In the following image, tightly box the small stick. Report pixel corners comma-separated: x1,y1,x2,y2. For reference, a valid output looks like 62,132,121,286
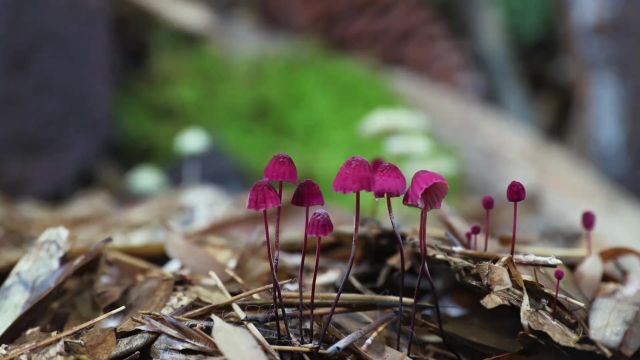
183,278,295,318
271,345,328,354
209,271,280,360
3,306,126,360
326,312,397,354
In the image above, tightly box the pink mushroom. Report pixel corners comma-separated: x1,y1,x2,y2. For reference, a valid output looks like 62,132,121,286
318,156,372,345
264,153,298,273
403,170,451,357
372,161,407,350
247,179,290,339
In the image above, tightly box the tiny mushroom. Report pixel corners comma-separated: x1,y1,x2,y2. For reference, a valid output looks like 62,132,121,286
553,268,565,314
582,210,596,255
307,209,334,341
291,179,324,343
506,181,526,256
481,195,495,252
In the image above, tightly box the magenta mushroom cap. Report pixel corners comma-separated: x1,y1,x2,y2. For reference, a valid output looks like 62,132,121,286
582,210,596,231
291,179,325,207
482,195,495,210
371,157,385,174
471,224,481,235
333,156,373,194
506,181,526,203
402,170,449,210
373,162,407,198
263,153,298,183
554,269,565,281
307,209,334,237
247,179,282,211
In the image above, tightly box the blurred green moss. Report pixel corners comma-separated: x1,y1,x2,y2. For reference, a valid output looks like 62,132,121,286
116,31,401,202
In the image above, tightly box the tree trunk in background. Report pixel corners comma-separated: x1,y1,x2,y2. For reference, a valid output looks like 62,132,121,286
565,0,634,193
0,0,112,199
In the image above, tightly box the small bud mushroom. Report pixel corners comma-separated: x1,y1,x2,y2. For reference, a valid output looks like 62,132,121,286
263,153,298,273
247,179,290,339
319,156,373,345
481,195,495,252
372,161,407,350
506,181,526,256
471,224,481,251
582,210,596,255
403,170,450,357
291,179,324,343
306,209,333,342
553,268,565,314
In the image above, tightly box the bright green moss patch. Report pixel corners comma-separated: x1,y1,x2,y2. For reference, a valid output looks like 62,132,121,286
116,31,400,201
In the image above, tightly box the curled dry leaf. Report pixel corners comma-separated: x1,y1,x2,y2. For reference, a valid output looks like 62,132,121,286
210,315,267,360
0,227,70,337
574,254,604,300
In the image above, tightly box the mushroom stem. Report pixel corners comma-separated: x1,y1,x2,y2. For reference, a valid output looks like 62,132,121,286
408,209,458,359
587,230,592,256
511,202,518,256
310,235,322,342
553,278,561,314
274,181,283,272
473,234,478,251
386,194,405,351
263,210,290,339
298,206,310,343
484,209,491,252
319,191,360,345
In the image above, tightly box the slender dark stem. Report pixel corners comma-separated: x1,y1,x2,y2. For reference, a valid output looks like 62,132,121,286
473,234,478,251
274,181,283,272
553,279,560,314
466,234,471,249
511,202,518,256
386,194,404,351
407,208,426,356
298,206,310,343
409,209,460,360
587,230,592,256
263,210,290,339
484,210,491,252
318,191,361,346
310,236,322,341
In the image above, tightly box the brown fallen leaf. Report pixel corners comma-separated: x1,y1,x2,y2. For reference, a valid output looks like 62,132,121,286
81,327,117,360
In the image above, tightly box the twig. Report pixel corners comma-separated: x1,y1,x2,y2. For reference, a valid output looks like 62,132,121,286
326,312,397,354
271,345,328,354
209,271,280,360
183,278,294,318
2,306,126,360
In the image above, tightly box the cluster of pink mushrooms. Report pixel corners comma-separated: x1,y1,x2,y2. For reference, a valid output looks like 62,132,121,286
246,152,597,355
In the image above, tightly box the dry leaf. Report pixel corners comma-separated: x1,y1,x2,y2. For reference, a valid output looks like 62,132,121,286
0,227,69,337
481,293,510,309
210,315,267,360
477,263,512,291
589,286,640,349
